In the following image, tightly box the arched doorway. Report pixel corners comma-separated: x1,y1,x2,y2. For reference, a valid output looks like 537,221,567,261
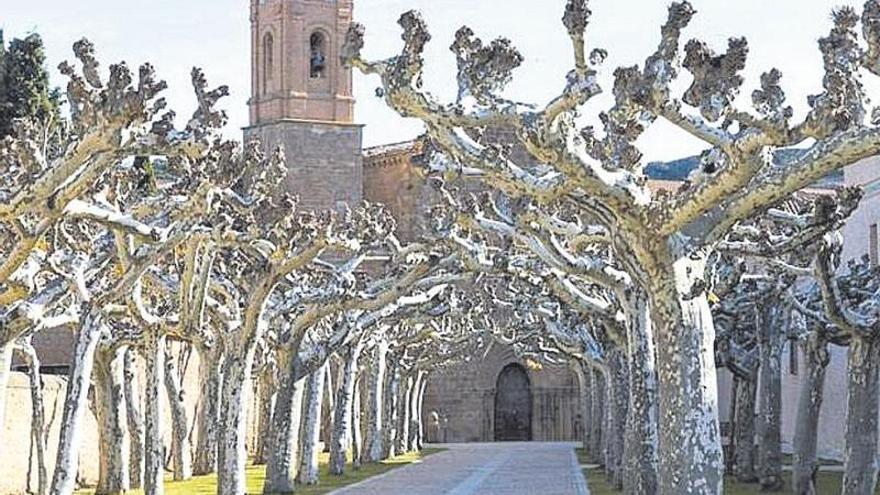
494,363,532,441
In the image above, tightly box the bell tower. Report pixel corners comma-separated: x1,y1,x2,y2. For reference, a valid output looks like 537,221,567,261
245,0,363,211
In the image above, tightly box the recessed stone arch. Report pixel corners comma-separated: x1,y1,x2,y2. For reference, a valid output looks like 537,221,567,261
261,30,275,95
494,363,533,441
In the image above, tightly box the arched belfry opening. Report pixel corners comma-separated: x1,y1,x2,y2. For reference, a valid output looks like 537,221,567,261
309,32,327,79
494,363,532,441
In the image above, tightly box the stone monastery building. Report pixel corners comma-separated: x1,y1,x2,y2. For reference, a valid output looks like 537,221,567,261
241,0,880,453
244,0,582,444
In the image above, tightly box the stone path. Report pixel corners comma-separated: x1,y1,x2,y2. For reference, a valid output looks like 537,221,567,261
330,442,589,495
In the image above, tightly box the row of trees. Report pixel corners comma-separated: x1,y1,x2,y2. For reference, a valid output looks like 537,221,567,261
0,35,495,495
3,0,880,494
342,0,880,493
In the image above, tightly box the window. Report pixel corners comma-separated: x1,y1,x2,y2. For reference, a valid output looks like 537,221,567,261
788,339,798,376
310,32,327,79
262,33,274,94
871,223,878,267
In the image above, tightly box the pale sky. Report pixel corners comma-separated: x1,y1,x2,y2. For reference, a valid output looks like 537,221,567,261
2,0,875,162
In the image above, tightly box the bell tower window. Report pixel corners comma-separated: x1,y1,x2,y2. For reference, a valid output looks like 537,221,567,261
263,33,274,94
310,32,327,79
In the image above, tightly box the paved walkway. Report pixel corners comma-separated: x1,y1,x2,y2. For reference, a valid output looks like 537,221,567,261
330,442,589,495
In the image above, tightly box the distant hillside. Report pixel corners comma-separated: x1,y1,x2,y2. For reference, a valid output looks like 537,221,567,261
645,149,844,187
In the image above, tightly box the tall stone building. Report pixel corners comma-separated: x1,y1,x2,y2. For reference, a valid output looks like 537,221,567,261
244,0,362,212
243,0,582,443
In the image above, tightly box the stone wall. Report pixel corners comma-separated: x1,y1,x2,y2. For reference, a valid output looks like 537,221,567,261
422,343,581,443
1,372,100,495
0,344,260,494
244,120,363,212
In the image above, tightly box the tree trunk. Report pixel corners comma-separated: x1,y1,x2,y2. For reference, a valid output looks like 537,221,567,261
398,374,412,455
351,375,363,470
842,337,880,495
792,332,829,495
297,361,327,485
254,360,277,466
93,347,130,495
605,352,628,490
649,255,724,495
143,327,166,495
415,371,428,450
50,309,104,495
623,293,659,495
262,350,306,494
366,341,388,462
407,372,422,452
571,361,591,452
19,340,49,495
0,339,13,461
123,348,145,489
725,376,738,476
321,361,335,454
216,342,257,495
756,306,785,492
163,345,192,481
329,342,363,475
589,367,604,464
733,376,757,483
384,362,401,458
192,345,222,476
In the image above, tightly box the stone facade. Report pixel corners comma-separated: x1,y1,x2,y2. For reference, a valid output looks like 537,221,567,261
244,120,363,211
422,343,581,443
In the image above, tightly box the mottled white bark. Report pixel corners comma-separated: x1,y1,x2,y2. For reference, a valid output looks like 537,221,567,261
733,377,757,483
605,351,628,490
623,293,659,495
297,362,327,485
123,349,145,489
351,375,363,469
262,350,306,494
571,362,591,452
143,328,166,495
589,367,604,464
756,307,785,491
254,363,277,466
415,371,428,450
398,374,412,455
216,343,256,495
18,340,49,495
93,347,130,495
50,310,104,495
321,362,335,454
366,341,388,462
792,333,829,495
650,256,724,495
407,372,422,452
384,363,401,457
842,337,880,495
163,346,192,481
329,342,363,475
192,346,222,476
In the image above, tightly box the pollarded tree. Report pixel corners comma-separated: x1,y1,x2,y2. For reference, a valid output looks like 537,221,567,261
807,235,880,494
716,187,862,490
434,183,659,493
343,1,880,491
